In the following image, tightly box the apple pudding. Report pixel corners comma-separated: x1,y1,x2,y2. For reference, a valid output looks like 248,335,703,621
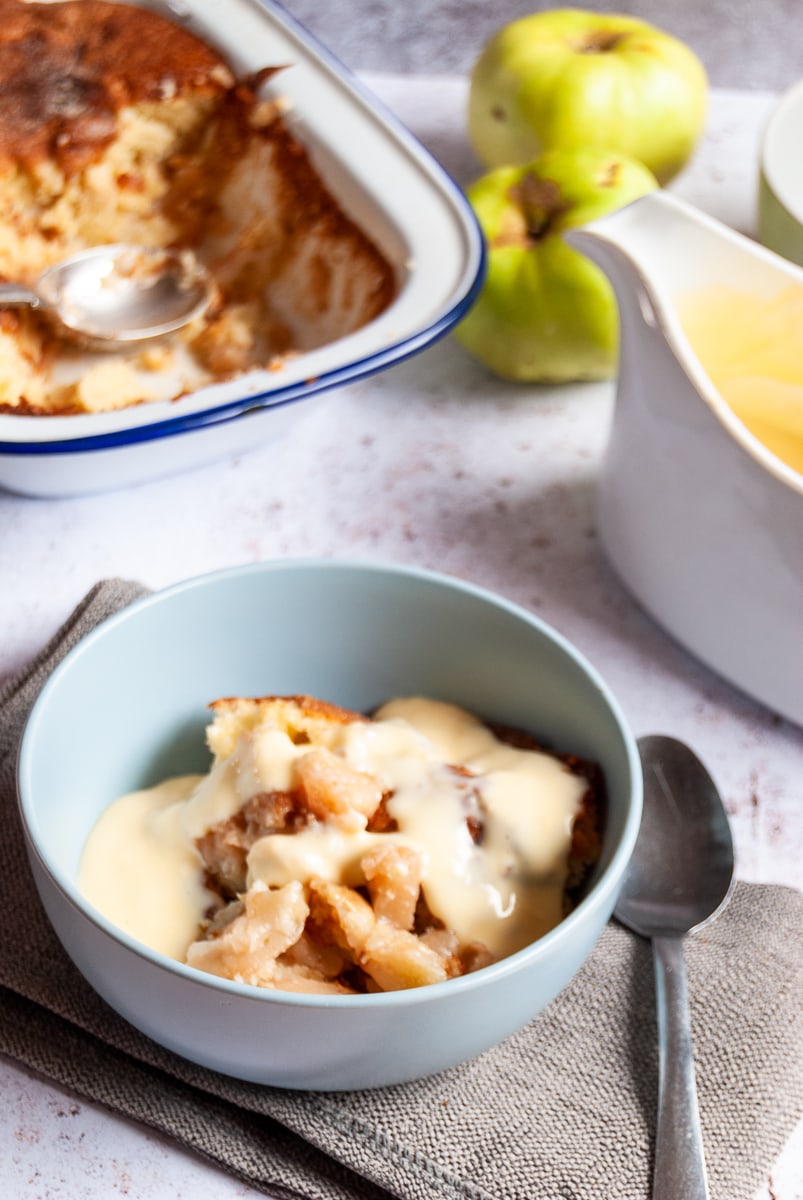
80,694,604,995
0,0,395,414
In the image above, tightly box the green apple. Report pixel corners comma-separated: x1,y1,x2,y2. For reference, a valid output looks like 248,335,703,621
468,9,707,185
453,146,657,382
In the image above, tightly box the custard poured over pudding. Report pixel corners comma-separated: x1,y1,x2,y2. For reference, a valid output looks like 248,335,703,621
80,695,604,995
0,0,395,413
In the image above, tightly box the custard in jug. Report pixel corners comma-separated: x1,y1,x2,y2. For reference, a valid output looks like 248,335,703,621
677,282,803,475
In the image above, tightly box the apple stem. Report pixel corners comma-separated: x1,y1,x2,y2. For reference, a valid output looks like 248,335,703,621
517,174,569,240
571,31,626,53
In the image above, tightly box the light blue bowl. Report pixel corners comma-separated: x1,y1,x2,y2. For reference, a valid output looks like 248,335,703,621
18,559,641,1090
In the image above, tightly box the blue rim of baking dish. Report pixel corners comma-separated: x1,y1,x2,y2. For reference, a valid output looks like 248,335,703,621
0,0,486,457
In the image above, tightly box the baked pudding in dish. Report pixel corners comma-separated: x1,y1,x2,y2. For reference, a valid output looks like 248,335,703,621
0,0,396,414
80,694,604,995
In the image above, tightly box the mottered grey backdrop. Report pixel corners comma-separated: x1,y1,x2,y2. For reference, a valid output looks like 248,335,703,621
283,0,800,91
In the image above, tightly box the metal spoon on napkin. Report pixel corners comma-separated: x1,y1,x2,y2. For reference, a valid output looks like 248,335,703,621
615,734,734,1200
0,244,214,347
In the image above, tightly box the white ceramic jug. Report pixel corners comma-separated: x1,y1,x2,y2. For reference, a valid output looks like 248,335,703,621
567,190,803,726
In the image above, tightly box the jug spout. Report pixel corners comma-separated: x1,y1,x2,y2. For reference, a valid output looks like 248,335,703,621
566,188,803,356
565,191,704,429
565,191,691,355
564,188,803,425
565,212,651,317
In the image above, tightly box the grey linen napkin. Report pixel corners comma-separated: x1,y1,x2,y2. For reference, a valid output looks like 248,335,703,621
1,581,801,1200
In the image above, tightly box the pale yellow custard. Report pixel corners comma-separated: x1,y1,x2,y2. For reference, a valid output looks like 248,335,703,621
677,283,803,475
80,695,601,994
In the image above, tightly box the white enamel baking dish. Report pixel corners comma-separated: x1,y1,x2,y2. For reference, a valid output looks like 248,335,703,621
0,0,484,496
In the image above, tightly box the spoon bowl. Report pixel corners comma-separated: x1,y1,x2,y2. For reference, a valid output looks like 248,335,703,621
615,734,735,1200
616,734,734,938
0,244,215,347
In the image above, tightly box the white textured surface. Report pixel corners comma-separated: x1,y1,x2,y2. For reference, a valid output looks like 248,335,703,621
1,77,801,1199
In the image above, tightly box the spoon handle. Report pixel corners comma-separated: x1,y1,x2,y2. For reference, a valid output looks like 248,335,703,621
0,283,41,309
652,935,709,1200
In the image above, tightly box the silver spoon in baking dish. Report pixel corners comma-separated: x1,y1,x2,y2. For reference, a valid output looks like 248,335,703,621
614,734,734,1200
0,243,214,347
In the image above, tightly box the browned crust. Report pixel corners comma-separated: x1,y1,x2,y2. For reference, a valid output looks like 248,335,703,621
0,3,397,417
0,0,231,173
